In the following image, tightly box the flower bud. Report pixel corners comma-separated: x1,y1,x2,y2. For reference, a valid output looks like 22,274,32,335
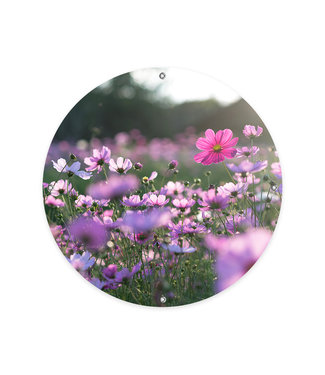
168,160,178,169
134,162,143,170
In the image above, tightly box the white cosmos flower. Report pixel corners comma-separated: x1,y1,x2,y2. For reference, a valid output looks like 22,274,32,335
51,158,92,180
109,157,132,174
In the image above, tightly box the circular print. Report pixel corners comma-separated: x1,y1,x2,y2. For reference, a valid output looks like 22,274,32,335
43,67,282,307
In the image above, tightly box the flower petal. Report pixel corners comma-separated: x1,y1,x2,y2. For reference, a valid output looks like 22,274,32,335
69,162,81,172
222,148,237,158
223,137,239,148
204,129,216,144
207,152,225,164
194,151,211,163
117,157,124,168
109,159,117,169
196,137,213,150
202,152,224,165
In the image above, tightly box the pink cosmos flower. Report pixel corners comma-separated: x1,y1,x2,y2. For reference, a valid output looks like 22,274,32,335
49,179,72,196
234,172,260,184
243,125,263,138
194,129,238,165
75,194,94,208
165,181,185,196
45,195,65,207
217,182,249,199
168,219,206,238
144,194,170,207
84,146,111,173
199,189,229,210
172,198,195,209
236,146,259,158
109,157,132,174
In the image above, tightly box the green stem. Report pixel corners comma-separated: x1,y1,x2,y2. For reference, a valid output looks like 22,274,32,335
222,161,236,183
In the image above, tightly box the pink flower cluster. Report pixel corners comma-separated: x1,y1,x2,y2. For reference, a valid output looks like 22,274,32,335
43,123,281,306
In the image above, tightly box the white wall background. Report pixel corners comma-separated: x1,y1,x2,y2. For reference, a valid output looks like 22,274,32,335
1,1,324,374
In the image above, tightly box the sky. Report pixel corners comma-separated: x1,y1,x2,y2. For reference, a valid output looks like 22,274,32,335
131,67,240,105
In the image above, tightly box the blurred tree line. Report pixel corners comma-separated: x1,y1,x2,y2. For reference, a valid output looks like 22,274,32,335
55,72,273,145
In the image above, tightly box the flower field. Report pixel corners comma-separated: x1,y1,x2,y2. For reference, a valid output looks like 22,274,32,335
43,124,282,306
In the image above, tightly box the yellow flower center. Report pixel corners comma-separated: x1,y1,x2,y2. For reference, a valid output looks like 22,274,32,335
213,144,222,152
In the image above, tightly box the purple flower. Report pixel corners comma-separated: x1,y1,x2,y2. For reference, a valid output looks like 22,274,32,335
75,195,94,208
205,228,271,292
199,189,229,210
89,278,107,290
225,210,259,233
121,195,147,207
227,160,268,174
84,146,111,172
103,262,141,284
102,264,118,279
168,219,206,238
236,146,259,158
69,217,108,251
122,208,170,234
69,251,95,271
52,158,92,180
243,125,263,138
87,175,139,200
109,157,132,174
134,162,143,170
